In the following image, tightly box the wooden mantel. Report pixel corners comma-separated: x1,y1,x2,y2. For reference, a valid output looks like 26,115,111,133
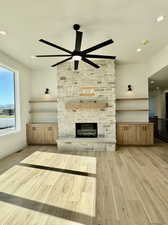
66,102,108,111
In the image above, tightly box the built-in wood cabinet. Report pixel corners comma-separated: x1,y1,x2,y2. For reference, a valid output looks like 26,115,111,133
117,123,154,145
27,123,58,145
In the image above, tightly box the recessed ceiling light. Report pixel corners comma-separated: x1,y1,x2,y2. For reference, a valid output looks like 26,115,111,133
31,56,37,59
137,48,142,52
150,80,155,84
0,30,7,36
156,16,164,23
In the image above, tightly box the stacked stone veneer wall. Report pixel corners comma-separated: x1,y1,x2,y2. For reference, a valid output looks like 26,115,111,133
57,60,116,151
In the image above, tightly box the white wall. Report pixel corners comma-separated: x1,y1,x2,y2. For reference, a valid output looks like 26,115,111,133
30,69,57,98
116,63,149,122
0,51,31,159
30,69,57,123
148,44,168,77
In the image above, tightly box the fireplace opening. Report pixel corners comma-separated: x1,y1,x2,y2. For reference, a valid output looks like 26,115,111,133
76,123,98,138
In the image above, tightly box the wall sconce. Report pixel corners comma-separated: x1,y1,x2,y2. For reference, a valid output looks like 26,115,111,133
45,88,50,95
128,84,133,92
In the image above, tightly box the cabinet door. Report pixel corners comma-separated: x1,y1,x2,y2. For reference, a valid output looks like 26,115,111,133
125,125,137,145
136,125,154,145
147,124,154,144
27,125,32,144
117,125,123,144
27,125,44,144
117,125,137,145
27,125,36,144
32,125,44,144
44,126,57,144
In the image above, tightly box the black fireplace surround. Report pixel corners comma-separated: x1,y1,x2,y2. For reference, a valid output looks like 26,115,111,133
76,123,98,138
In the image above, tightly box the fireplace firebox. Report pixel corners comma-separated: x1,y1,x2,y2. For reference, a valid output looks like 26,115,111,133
76,123,98,138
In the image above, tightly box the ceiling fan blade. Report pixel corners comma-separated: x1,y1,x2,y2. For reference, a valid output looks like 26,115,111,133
51,57,72,67
86,54,116,59
36,54,71,58
74,61,79,70
82,39,113,54
82,58,100,69
39,39,72,54
75,31,83,51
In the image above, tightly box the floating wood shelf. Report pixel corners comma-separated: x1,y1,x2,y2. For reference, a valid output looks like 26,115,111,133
29,111,57,114
116,109,149,112
66,102,108,110
116,98,148,101
29,99,57,103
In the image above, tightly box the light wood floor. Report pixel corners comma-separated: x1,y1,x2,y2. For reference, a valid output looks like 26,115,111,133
0,143,168,225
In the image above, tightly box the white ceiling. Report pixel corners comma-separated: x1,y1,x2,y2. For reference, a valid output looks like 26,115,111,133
149,65,168,90
0,0,168,69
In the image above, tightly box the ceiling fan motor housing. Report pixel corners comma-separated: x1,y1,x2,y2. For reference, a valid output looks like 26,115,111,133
72,50,82,56
73,24,80,31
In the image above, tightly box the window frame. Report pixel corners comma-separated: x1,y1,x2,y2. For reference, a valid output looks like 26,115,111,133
0,64,20,136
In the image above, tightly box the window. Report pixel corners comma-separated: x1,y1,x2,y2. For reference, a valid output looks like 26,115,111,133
0,66,16,133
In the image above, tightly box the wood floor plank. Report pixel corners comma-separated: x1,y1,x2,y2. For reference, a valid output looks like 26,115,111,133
0,153,96,225
0,142,168,225
124,150,167,224
22,151,96,174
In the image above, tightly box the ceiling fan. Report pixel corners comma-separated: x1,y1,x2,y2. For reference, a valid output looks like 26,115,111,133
36,24,116,70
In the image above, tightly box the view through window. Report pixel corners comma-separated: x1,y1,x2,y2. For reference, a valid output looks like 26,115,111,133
0,67,16,130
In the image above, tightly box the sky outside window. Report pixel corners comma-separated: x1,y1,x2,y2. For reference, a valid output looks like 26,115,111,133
0,67,15,130
0,67,15,106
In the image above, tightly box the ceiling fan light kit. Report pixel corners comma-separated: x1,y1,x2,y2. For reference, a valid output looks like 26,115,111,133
37,24,116,70
72,55,82,61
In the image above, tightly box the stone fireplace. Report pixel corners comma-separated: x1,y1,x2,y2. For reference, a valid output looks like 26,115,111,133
56,60,116,151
